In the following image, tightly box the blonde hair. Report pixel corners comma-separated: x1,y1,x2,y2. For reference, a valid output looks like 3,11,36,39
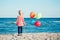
18,10,22,15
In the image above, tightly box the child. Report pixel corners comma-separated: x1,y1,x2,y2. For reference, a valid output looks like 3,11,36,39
16,10,25,36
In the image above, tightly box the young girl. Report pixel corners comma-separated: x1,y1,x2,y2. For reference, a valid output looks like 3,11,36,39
16,10,25,36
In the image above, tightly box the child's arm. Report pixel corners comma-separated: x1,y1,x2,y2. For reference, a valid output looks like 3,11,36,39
23,17,26,26
24,21,26,26
16,16,18,25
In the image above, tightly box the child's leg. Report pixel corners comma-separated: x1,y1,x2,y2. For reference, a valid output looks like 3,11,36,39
18,27,20,35
20,27,22,36
21,27,22,33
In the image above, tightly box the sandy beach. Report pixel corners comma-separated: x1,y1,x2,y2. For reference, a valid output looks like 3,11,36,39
0,33,60,40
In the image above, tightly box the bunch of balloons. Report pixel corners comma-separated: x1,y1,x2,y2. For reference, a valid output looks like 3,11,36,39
30,11,42,27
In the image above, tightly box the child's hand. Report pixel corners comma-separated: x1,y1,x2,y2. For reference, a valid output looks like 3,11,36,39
24,22,26,26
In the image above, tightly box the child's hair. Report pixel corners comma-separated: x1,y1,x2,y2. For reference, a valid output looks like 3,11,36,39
19,10,21,15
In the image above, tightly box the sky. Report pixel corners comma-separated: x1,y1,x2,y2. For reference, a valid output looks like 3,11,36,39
0,0,60,18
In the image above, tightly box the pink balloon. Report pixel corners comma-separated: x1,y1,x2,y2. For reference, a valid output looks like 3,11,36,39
34,21,41,27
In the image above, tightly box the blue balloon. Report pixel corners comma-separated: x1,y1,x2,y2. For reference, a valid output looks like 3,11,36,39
30,20,36,25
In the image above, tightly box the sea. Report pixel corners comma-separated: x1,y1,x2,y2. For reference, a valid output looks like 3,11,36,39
0,18,60,34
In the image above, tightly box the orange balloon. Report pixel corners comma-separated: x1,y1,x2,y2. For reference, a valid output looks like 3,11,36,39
30,12,35,18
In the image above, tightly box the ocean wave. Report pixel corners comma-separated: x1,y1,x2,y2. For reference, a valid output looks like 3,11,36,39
6,22,16,24
53,21,60,22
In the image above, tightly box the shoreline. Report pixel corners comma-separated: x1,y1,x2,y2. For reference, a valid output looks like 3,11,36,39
0,33,60,40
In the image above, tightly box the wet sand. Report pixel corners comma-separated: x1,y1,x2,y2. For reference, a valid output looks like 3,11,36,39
0,33,60,40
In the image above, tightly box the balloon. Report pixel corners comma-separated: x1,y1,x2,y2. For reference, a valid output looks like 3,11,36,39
35,13,42,19
30,20,36,25
30,12,35,18
34,21,41,26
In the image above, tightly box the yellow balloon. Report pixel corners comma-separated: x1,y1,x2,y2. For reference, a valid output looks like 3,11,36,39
35,13,42,19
